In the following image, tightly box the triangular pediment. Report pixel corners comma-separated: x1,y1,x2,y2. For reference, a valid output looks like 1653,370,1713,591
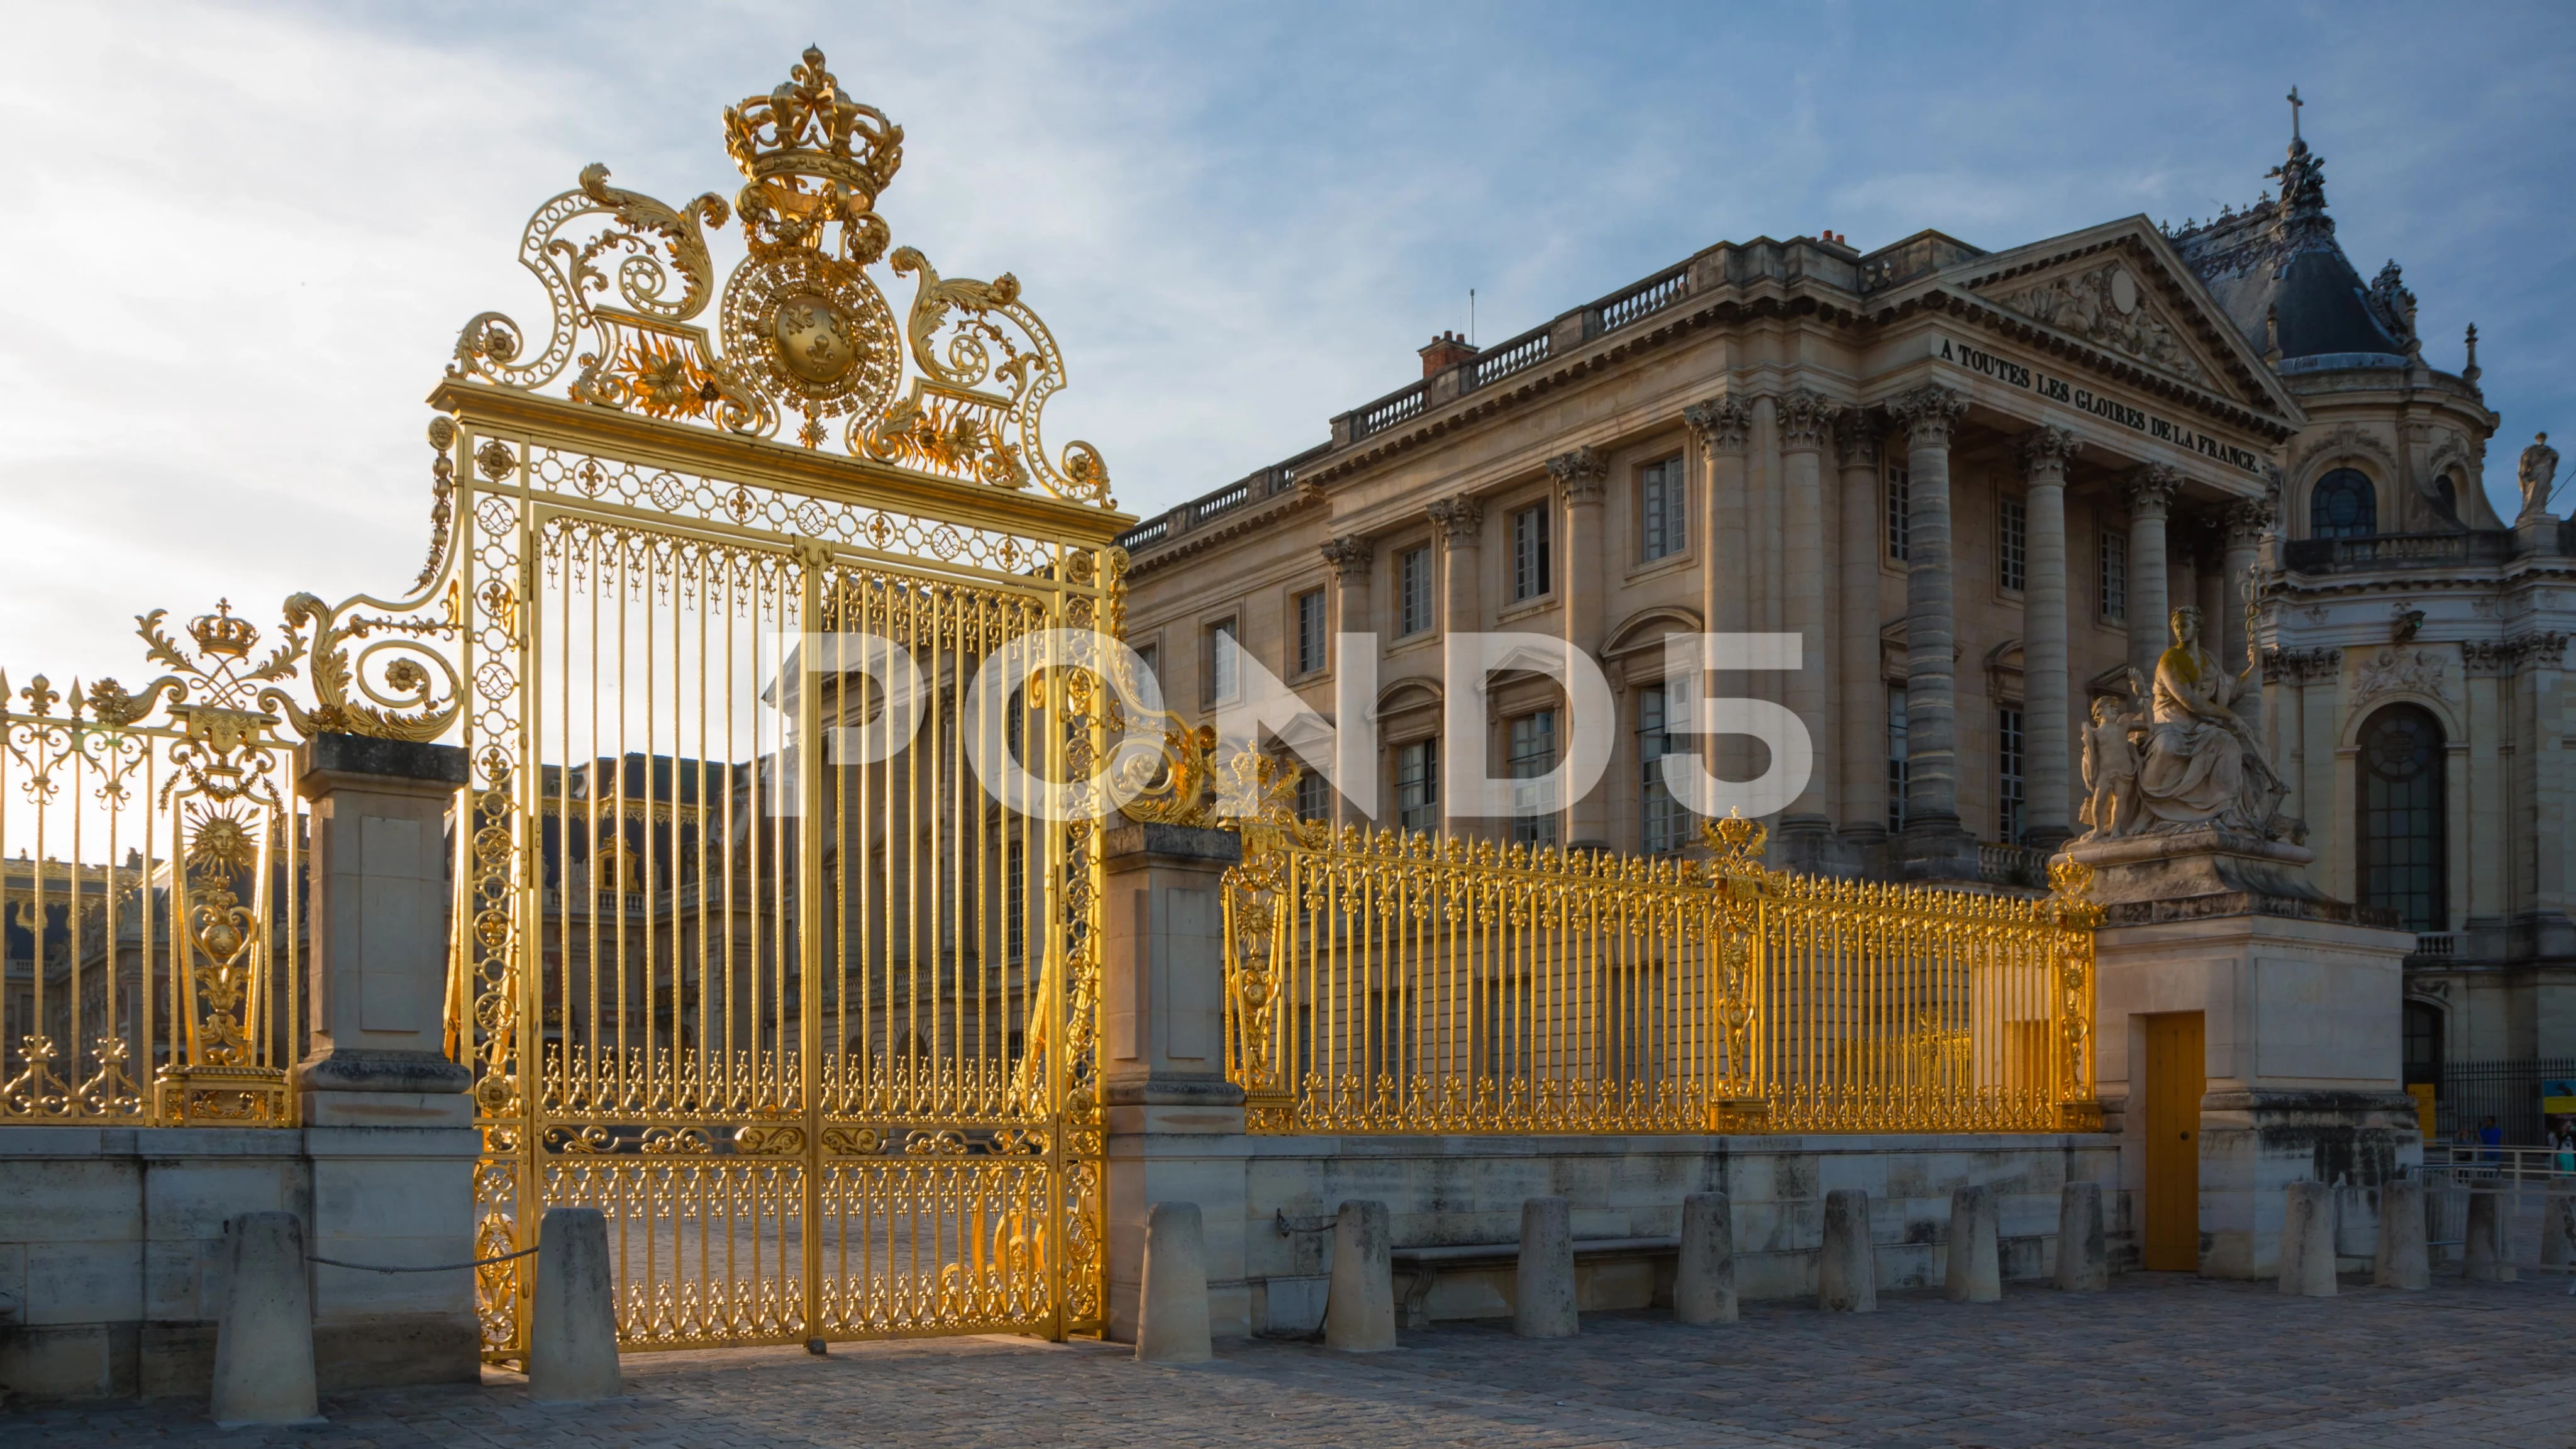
1946,219,2299,422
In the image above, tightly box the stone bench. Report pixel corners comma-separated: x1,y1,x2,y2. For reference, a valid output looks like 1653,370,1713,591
1390,1236,1680,1328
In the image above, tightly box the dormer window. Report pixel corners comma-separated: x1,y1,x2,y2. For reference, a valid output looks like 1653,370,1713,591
2310,469,2377,539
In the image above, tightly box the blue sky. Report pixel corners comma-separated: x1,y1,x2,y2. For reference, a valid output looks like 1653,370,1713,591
3,0,2571,684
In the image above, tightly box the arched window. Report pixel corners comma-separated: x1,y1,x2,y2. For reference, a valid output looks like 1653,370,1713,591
2309,467,2378,538
2359,704,2446,933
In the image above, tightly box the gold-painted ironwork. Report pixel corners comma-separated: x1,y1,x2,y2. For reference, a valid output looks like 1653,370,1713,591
1222,810,2099,1136
439,48,1126,1361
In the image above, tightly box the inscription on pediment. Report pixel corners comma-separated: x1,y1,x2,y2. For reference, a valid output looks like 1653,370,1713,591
1990,262,2210,386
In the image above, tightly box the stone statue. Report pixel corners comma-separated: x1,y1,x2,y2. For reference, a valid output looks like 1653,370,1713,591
2518,432,2560,523
2077,695,2143,840
2131,607,2287,835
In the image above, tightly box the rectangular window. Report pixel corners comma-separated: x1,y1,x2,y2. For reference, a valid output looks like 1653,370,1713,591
1399,546,1433,637
1640,457,1686,562
1886,685,1909,833
1396,738,1438,833
1004,840,1026,963
1999,496,2027,592
1295,589,1327,675
1999,707,2026,844
1204,618,1240,705
1887,466,1912,562
1509,710,1559,847
1640,684,1690,853
2100,530,2128,623
1295,765,1330,822
1513,504,1551,601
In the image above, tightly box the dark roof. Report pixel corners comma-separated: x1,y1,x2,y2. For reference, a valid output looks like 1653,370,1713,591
2170,132,2414,365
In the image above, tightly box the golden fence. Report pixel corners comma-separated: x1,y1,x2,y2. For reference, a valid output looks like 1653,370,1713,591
1221,813,2101,1136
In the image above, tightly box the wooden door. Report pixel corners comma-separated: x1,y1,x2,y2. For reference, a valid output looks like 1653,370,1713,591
2141,1012,2205,1272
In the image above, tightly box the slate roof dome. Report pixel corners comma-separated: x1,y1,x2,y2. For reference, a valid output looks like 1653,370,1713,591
2170,103,2418,370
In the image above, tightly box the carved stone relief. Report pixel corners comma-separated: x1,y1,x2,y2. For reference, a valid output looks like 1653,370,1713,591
1990,262,2209,384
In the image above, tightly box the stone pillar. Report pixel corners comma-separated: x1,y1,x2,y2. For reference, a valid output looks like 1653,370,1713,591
2019,426,2080,849
2223,501,2270,743
1319,536,1374,831
1550,447,1610,849
1428,494,1486,838
1834,411,1887,841
2521,633,2572,932
1104,822,1252,1345
1775,389,1838,838
291,733,480,1389
1885,384,1972,877
2123,465,2181,687
1687,397,1755,794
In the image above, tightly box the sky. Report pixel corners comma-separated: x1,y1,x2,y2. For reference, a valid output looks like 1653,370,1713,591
3,0,2572,691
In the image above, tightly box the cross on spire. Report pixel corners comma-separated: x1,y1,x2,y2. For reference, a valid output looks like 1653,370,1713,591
2287,85,2303,142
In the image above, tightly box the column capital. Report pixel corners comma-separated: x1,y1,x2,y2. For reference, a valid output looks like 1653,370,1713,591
2223,498,2274,547
1832,408,1882,467
2017,425,2082,480
1884,384,1967,447
2122,463,2184,519
1684,396,1754,456
1548,446,1609,504
1425,494,1485,548
1318,535,1374,579
1772,388,1841,453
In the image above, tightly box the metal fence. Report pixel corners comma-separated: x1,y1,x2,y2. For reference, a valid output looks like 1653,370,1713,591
1221,811,2100,1136
2433,1057,2576,1146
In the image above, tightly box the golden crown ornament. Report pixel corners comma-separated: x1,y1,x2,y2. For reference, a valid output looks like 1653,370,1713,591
447,45,1111,504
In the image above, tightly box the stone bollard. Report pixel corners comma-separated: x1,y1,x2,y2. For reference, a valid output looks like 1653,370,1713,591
2542,1192,2574,1269
210,1212,322,1428
1818,1189,1877,1313
2374,1179,2431,1290
1943,1185,2002,1304
1514,1197,1579,1338
528,1207,622,1401
1136,1202,1213,1363
2279,1182,2338,1297
2055,1182,2108,1292
1324,1199,1396,1352
2463,1192,2517,1283
1673,1192,1737,1324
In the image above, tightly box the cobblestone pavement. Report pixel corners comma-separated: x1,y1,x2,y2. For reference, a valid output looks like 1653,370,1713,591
12,1272,2573,1447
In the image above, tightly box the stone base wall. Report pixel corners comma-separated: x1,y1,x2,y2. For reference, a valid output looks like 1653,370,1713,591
0,1124,479,1401
1236,1133,2128,1336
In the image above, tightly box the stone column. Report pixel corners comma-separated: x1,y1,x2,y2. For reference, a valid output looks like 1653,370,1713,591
2018,426,2080,849
1319,536,1374,830
1104,821,1252,1345
1550,447,1610,849
1884,384,1971,875
2123,465,2181,687
1687,397,1755,792
2223,501,2270,742
1428,494,1486,837
291,732,480,1387
1834,410,1887,840
1775,389,1839,838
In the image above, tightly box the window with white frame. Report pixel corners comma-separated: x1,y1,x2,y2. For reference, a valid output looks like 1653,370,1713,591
1509,710,1559,847
1399,546,1433,636
1295,765,1330,822
1204,618,1240,705
1295,588,1327,675
1512,504,1551,601
2099,530,2128,623
1640,457,1686,562
1999,707,2025,843
1887,466,1912,562
1639,684,1690,853
1396,738,1438,833
1999,495,2027,592
1886,685,1909,833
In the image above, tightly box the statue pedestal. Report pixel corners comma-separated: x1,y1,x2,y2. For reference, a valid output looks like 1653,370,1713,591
2060,829,2419,1279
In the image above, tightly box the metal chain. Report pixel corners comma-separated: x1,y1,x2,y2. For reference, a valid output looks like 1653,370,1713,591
307,1245,539,1274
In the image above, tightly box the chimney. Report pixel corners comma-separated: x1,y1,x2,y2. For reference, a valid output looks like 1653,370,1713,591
1418,330,1478,378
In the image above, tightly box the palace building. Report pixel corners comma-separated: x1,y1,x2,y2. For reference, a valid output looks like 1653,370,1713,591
1117,111,2574,1126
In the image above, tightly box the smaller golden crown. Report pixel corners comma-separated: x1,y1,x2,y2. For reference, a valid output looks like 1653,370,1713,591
190,600,258,658
723,47,903,204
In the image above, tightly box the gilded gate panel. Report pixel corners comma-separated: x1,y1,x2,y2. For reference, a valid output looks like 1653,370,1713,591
424,48,1128,1357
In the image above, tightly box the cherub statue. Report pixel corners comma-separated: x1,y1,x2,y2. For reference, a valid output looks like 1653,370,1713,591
2079,693,2143,840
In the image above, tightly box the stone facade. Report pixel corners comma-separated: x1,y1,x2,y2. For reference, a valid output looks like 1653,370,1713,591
1118,119,2572,1086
